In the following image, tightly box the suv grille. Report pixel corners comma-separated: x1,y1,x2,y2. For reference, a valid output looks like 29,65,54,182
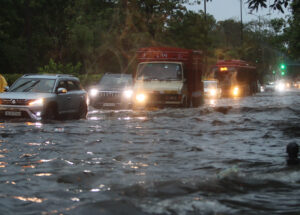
99,92,120,97
1,99,28,105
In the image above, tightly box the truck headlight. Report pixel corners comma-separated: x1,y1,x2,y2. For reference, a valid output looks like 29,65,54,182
232,87,239,96
136,93,146,103
28,98,44,106
209,88,217,97
89,89,98,97
123,90,133,99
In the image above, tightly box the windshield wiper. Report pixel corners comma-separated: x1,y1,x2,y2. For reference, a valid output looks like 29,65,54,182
23,81,40,92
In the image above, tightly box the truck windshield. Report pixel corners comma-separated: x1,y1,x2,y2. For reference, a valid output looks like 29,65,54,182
137,63,182,81
9,78,55,93
204,81,217,88
214,68,238,86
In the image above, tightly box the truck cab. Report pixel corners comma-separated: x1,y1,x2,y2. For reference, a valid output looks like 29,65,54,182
133,61,188,108
132,47,203,108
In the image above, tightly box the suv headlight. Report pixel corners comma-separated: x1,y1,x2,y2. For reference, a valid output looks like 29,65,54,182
89,89,98,97
28,98,44,106
123,90,133,99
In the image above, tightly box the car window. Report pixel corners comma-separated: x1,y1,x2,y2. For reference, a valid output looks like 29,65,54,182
67,80,80,91
57,81,68,90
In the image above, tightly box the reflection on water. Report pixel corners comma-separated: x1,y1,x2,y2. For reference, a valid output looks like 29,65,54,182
0,90,299,214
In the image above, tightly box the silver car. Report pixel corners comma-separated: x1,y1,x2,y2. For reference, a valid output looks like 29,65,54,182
89,73,133,109
0,74,88,121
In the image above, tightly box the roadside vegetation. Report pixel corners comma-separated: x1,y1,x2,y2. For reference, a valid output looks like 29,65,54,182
0,0,298,86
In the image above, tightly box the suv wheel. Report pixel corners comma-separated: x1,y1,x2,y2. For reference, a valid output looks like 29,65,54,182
76,101,87,119
43,103,58,120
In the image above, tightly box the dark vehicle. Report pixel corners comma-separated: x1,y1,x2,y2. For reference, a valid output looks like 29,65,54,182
89,73,133,109
133,47,203,108
0,74,88,120
211,60,258,97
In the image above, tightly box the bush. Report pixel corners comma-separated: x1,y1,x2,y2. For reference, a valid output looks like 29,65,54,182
2,74,22,86
38,58,82,75
77,74,102,88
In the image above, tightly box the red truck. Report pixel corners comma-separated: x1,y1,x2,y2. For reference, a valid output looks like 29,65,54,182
211,60,258,97
132,47,204,108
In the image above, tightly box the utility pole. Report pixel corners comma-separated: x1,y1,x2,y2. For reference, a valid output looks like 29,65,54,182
204,0,207,77
240,0,243,46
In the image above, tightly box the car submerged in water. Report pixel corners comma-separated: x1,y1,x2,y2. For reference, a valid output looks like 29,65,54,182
88,73,133,109
0,74,88,121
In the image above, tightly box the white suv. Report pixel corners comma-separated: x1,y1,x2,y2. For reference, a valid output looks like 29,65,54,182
0,74,88,121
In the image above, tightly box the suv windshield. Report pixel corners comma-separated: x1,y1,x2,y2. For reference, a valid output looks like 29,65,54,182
137,63,182,81
99,75,132,89
9,78,56,93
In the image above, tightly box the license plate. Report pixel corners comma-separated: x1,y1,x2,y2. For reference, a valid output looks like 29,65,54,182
5,111,21,116
103,103,116,107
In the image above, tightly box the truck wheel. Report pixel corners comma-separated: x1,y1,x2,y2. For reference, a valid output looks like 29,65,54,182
191,97,203,107
43,103,58,120
181,97,188,108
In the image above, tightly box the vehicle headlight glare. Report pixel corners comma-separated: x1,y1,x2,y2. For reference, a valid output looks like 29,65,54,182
276,83,285,91
29,98,44,106
123,90,133,99
136,93,146,102
233,87,239,96
89,89,98,97
209,88,217,97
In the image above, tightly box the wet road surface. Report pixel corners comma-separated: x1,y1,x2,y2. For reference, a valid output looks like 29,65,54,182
0,89,299,215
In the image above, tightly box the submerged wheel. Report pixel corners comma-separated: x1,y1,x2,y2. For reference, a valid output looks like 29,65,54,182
76,101,87,119
181,97,188,108
43,103,58,120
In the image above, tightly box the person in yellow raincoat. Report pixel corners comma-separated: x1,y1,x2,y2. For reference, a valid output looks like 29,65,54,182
0,74,8,92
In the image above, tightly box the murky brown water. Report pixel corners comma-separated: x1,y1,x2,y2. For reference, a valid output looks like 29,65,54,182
0,89,299,215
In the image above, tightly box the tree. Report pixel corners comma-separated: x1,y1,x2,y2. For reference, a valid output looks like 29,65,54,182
286,0,300,59
246,0,290,13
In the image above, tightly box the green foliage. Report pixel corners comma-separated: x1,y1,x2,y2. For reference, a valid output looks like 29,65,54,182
2,74,23,86
38,59,82,75
0,0,297,84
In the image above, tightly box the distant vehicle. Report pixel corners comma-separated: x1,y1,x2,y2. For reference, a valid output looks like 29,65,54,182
257,81,265,92
133,47,204,108
203,80,221,98
0,74,88,121
294,81,300,89
264,80,288,92
89,73,133,109
211,60,258,97
264,82,275,92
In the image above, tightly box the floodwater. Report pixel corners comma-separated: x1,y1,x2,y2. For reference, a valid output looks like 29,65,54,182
0,89,299,215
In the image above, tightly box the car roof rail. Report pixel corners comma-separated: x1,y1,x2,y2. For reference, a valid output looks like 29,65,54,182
22,73,75,77
22,73,38,77
56,74,75,77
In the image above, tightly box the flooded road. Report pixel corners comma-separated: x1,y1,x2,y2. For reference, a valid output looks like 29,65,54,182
0,90,299,215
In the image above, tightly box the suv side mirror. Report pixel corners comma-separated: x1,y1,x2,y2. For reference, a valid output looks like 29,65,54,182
4,86,9,92
57,87,67,94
